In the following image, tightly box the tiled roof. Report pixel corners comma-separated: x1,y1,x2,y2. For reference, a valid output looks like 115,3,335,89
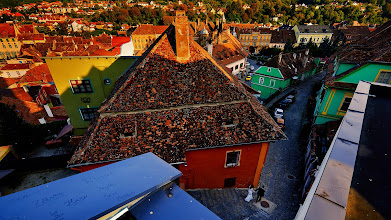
19,64,53,83
17,33,44,41
212,43,245,66
1,64,30,70
69,24,286,167
270,30,295,43
264,50,317,79
0,96,58,125
132,24,168,35
153,25,169,34
337,21,391,63
0,23,16,38
236,27,271,35
111,36,131,47
296,25,332,33
0,87,34,101
0,77,20,89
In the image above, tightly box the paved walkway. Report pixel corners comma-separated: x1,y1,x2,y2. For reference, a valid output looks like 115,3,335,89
187,189,273,220
259,70,326,220
187,70,326,220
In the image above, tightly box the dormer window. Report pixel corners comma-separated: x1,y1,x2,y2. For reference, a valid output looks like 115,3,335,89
120,125,137,138
222,117,238,128
268,68,271,72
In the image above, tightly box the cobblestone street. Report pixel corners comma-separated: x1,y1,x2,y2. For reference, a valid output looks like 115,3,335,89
187,70,326,220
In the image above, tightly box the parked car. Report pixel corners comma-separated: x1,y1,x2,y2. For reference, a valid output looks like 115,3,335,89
276,118,285,130
246,75,252,81
274,108,284,119
278,99,290,109
285,95,296,103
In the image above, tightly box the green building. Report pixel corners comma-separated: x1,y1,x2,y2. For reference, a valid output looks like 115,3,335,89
313,21,391,125
251,50,317,100
45,56,137,135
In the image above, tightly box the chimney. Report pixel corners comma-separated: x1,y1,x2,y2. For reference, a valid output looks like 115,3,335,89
207,40,213,55
44,104,54,118
174,10,190,62
278,52,283,63
303,55,308,68
293,53,297,59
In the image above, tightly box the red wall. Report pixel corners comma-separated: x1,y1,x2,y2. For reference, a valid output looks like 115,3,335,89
71,161,114,172
179,142,269,189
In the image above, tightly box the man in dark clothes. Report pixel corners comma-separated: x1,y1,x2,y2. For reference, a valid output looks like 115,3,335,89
256,186,265,202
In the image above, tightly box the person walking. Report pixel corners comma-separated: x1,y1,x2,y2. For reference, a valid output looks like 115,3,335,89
256,186,265,202
244,185,254,202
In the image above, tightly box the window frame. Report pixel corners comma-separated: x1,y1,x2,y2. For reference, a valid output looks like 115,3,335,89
270,79,276,87
79,107,98,121
259,77,264,84
69,79,94,94
224,150,241,168
375,70,391,84
338,96,353,112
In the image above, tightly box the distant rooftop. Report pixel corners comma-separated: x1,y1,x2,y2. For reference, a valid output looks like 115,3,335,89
297,25,332,34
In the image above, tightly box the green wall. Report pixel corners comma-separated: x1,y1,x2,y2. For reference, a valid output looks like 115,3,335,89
337,63,391,84
251,67,290,100
45,56,136,133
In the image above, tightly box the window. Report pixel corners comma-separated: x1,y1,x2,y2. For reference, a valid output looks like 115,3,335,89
240,63,243,68
224,177,236,188
12,38,15,42
103,78,111,85
259,77,264,84
339,96,352,112
80,108,98,121
70,79,93,93
270,79,276,87
375,71,391,84
0,39,2,42
6,39,9,42
235,65,238,70
230,67,233,71
267,67,271,72
8,43,12,48
2,44,5,48
225,151,241,167
120,125,137,138
14,43,18,48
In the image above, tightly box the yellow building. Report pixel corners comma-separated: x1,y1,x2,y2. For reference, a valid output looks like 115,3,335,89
235,28,271,53
131,24,168,55
292,25,333,47
0,24,21,59
44,56,136,135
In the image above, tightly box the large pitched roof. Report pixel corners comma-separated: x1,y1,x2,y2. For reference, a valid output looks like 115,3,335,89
296,25,332,33
263,50,317,80
337,21,391,63
19,64,53,83
68,24,285,167
324,21,391,89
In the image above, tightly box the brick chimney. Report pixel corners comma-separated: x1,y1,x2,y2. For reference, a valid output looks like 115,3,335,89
278,52,283,63
174,11,190,62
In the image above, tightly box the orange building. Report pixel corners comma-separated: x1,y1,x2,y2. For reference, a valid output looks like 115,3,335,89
131,24,168,55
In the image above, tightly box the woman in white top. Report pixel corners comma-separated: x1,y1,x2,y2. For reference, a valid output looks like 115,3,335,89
244,184,254,202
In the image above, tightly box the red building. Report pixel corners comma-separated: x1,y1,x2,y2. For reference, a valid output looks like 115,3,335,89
68,11,286,189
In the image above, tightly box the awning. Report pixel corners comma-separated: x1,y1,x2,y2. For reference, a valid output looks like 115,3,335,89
56,124,73,140
0,169,15,180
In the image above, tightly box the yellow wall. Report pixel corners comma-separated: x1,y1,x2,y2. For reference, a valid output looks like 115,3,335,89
239,32,271,52
0,38,21,59
132,34,158,55
45,56,136,133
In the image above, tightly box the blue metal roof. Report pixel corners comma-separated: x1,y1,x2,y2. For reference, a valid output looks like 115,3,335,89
131,184,221,220
0,153,181,220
